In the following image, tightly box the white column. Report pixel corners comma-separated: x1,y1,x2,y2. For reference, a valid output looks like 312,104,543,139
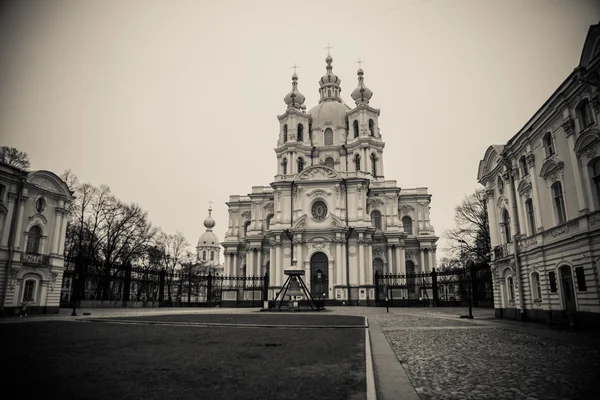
275,244,281,286
366,239,373,285
269,246,275,286
328,260,334,298
247,250,254,278
358,236,365,285
486,189,499,246
257,249,262,277
336,240,343,285
233,253,238,276
51,207,63,255
526,158,544,231
428,249,434,272
1,197,16,247
503,172,519,237
387,245,394,274
296,239,303,269
419,248,425,273
14,198,26,250
580,156,596,212
397,246,406,275
567,128,589,213
341,242,347,289
432,248,437,271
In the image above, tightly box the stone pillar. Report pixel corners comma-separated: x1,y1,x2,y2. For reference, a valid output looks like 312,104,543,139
247,250,254,278
428,249,434,272
358,234,365,285
503,170,519,237
336,239,343,285
565,119,589,213
486,188,500,246
366,238,373,285
14,195,27,250
328,260,334,298
295,237,303,268
51,205,63,255
256,248,262,277
419,248,425,273
1,194,16,247
269,246,275,286
275,243,281,286
233,253,238,276
396,246,405,275
580,154,596,212
387,245,394,274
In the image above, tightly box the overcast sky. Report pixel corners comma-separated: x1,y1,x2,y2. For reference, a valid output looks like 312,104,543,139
1,0,599,262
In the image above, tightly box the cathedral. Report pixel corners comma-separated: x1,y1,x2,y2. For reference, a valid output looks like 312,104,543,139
221,55,438,305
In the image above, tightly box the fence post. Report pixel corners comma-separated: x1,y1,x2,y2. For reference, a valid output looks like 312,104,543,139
158,268,165,305
207,271,213,305
431,268,438,307
374,271,380,305
123,262,132,306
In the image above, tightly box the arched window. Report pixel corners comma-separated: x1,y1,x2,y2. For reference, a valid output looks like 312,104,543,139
552,181,566,224
497,176,504,194
371,153,377,177
371,210,382,230
507,276,515,301
354,154,361,171
592,159,600,207
353,120,359,138
0,184,6,203
531,272,542,301
297,124,303,142
23,279,36,302
283,125,288,142
368,119,374,136
266,214,274,230
282,158,288,175
543,132,555,157
324,128,333,145
576,99,592,131
297,157,304,172
202,251,207,260
402,216,413,235
210,251,215,261
243,221,251,237
325,157,335,169
501,209,511,243
519,156,528,177
26,225,42,254
525,198,536,234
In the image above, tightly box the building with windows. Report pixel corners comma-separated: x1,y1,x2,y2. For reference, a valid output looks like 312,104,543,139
221,55,439,305
0,161,74,315
477,22,600,326
196,206,223,275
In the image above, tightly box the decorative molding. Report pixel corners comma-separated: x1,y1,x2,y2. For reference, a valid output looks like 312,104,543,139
399,205,414,215
307,189,331,198
584,145,598,160
8,266,20,289
592,96,600,113
264,202,274,212
551,224,570,238
241,210,252,220
8,193,18,203
49,271,59,292
297,166,338,181
30,177,57,192
562,117,575,136
590,214,600,226
526,153,535,169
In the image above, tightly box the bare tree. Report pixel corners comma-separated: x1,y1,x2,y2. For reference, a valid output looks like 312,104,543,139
0,146,30,170
443,188,491,263
156,231,189,301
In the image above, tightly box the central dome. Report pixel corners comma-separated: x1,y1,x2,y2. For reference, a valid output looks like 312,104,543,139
309,100,350,130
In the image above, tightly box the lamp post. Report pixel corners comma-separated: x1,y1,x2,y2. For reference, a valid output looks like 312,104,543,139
458,239,473,319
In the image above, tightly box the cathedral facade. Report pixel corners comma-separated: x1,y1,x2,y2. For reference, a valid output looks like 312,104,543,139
221,55,438,305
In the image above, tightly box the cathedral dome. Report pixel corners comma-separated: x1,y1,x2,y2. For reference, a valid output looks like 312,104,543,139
284,72,305,109
309,100,350,129
197,230,220,247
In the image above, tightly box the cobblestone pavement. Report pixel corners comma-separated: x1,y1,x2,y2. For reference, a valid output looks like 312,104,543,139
3,306,599,399
333,307,600,400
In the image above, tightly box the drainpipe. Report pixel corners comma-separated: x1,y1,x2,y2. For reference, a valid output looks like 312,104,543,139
1,172,26,315
501,156,526,320
284,179,295,262
342,178,353,305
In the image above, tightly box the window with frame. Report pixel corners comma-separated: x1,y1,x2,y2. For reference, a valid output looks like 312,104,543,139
371,154,377,177
543,132,555,157
353,120,359,138
501,209,511,243
402,216,413,235
354,154,361,171
525,198,536,234
324,128,334,145
202,251,207,261
551,181,567,224
592,159,600,207
519,156,528,177
531,272,542,301
210,251,214,261
283,125,288,142
368,119,374,136
297,124,303,142
0,184,5,203
26,225,42,254
282,158,288,175
266,214,273,230
576,99,592,131
297,157,304,172
324,157,335,169
23,279,36,302
371,210,382,230
507,277,515,301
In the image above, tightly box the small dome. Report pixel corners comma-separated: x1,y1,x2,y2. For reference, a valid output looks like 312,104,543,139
204,208,216,230
351,68,373,105
319,55,341,87
284,72,306,109
197,230,220,248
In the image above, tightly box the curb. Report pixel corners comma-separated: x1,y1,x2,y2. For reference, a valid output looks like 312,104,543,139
365,317,377,400
78,318,367,329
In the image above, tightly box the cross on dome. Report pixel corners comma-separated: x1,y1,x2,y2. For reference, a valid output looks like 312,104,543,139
324,43,334,56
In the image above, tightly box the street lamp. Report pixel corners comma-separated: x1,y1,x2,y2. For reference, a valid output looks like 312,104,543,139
458,239,474,319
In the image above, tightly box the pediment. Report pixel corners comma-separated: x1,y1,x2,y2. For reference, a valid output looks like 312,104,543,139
293,214,307,229
539,158,564,180
307,189,332,198
296,165,341,181
579,23,600,68
573,130,600,155
26,170,72,198
478,145,505,182
330,214,344,228
517,178,532,195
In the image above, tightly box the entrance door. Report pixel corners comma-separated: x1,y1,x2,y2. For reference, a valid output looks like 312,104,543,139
310,252,329,299
560,266,576,311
